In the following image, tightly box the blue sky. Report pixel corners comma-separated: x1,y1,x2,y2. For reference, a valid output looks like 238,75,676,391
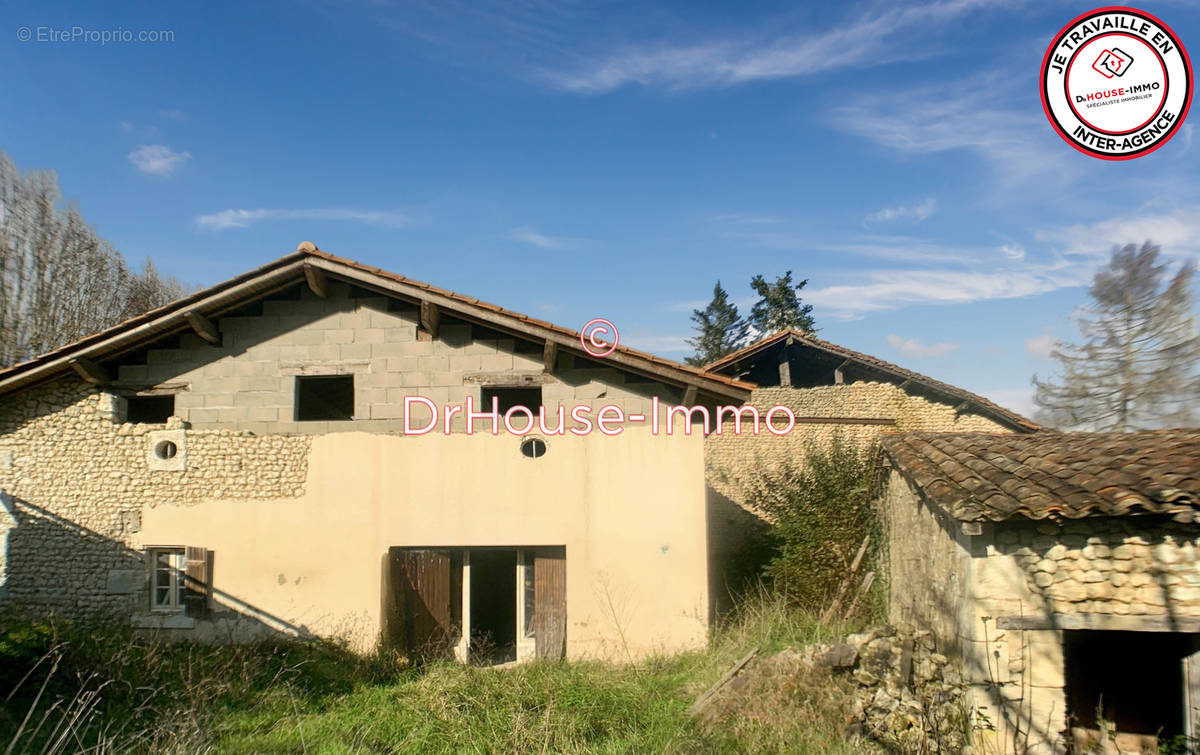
4,0,1200,418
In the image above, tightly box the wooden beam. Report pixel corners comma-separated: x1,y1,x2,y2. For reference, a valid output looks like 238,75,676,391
302,257,752,403
543,341,558,373
834,358,853,385
897,378,913,390
997,613,1200,633
303,264,327,298
953,401,971,414
69,357,110,385
183,311,221,346
688,649,759,718
680,385,698,407
778,348,792,387
419,300,440,338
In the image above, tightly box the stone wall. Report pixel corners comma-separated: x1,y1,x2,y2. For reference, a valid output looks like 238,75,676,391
881,470,968,649
705,383,1010,516
0,378,310,620
960,516,1200,754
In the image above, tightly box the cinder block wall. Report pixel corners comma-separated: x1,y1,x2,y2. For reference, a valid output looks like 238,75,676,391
122,281,678,435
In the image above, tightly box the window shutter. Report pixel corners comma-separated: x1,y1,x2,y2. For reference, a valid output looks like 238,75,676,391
184,546,211,618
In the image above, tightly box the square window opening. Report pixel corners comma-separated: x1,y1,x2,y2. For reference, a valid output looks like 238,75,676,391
481,387,542,416
127,395,175,424
150,547,186,612
295,375,355,421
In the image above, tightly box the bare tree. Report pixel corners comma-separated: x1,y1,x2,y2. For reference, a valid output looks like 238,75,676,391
1033,241,1200,431
0,151,188,367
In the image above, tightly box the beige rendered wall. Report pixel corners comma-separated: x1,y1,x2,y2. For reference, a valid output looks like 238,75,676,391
137,427,709,659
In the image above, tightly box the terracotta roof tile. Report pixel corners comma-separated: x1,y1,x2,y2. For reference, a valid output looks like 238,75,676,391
882,429,1200,522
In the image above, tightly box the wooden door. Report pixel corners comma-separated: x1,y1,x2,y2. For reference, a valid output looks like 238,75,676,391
533,549,566,659
1185,640,1200,745
393,549,456,660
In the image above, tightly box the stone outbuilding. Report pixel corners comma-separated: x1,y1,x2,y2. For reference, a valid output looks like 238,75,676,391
880,430,1200,753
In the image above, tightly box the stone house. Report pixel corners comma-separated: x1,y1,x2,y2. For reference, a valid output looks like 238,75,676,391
881,430,1200,753
0,243,1031,664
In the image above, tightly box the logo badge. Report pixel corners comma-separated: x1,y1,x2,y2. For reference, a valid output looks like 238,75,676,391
1041,7,1192,160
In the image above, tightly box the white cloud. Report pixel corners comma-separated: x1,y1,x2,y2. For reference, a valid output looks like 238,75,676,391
999,243,1026,261
543,0,1014,92
808,265,1087,320
979,387,1037,418
1034,207,1200,262
196,208,412,231
866,197,937,224
1025,331,1056,359
885,334,960,359
504,225,575,250
834,71,1075,189
128,144,191,176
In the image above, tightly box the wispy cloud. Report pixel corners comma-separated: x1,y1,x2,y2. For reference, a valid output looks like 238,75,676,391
196,208,412,231
834,71,1074,189
543,0,1013,92
808,265,1087,320
1034,206,1200,262
504,225,575,250
128,144,191,176
724,230,977,264
1025,331,1056,359
886,334,959,359
712,212,781,225
999,243,1026,261
866,197,937,224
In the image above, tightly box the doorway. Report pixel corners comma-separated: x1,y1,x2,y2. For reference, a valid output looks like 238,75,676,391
1064,630,1199,751
386,545,566,665
469,549,518,664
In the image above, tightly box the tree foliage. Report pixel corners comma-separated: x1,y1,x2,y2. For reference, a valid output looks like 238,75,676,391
1033,241,1200,431
685,281,748,366
0,151,187,367
742,436,878,611
748,270,815,335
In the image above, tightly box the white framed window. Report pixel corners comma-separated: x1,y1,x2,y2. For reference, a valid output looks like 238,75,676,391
150,547,186,612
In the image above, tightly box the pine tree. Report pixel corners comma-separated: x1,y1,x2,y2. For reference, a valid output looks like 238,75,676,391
685,281,748,367
748,270,815,335
1033,242,1200,431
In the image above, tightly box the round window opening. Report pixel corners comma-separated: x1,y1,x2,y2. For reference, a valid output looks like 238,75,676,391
520,438,547,459
154,440,178,460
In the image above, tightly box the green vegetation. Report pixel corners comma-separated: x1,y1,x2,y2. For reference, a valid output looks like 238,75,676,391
0,595,871,754
743,436,881,613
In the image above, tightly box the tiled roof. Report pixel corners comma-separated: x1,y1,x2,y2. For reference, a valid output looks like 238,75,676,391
881,430,1200,522
0,247,755,399
704,330,1038,432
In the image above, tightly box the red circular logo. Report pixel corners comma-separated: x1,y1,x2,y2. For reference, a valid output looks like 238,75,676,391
1041,7,1192,160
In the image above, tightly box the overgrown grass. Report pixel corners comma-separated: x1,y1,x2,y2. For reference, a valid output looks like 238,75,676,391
0,593,875,754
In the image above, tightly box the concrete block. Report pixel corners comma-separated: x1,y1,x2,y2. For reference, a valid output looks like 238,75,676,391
370,342,410,358
418,355,450,372
356,329,385,344
384,325,416,342
340,343,372,361
480,354,514,371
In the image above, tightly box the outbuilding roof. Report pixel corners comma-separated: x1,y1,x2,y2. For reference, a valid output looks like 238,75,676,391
705,329,1038,432
881,430,1200,522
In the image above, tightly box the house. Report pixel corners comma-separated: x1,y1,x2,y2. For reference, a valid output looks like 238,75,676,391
0,242,1033,664
880,430,1200,753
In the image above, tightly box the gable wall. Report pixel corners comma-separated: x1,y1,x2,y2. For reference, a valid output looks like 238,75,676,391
118,281,679,435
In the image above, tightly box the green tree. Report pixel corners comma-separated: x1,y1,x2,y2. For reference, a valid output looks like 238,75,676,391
685,281,748,366
1033,241,1200,430
748,270,815,334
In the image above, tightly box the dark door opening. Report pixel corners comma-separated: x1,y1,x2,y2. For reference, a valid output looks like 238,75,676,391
1064,629,1198,752
469,549,517,664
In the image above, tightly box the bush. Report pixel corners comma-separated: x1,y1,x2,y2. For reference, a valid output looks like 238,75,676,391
743,436,880,613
